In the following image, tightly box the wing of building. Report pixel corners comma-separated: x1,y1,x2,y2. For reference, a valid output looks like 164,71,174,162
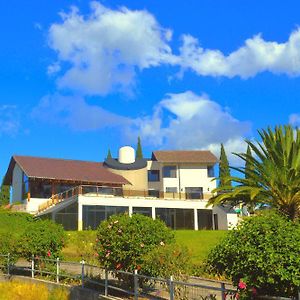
3,146,238,231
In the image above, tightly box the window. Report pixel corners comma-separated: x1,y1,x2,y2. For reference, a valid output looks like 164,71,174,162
148,170,160,182
132,207,152,217
148,189,160,198
166,187,178,193
163,166,177,178
155,208,194,230
185,187,203,199
207,166,215,177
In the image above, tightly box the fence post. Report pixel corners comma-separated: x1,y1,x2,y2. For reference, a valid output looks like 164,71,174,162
221,282,226,300
298,287,300,300
56,257,60,283
134,269,139,300
105,269,108,296
81,260,85,288
7,253,10,276
31,255,34,278
169,275,174,300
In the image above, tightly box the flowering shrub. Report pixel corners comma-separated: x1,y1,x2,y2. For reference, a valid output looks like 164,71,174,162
19,219,66,259
95,213,174,272
206,212,300,298
141,243,191,279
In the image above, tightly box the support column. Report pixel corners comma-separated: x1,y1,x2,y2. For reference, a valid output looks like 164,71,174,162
152,207,156,220
78,201,83,231
194,208,198,231
129,205,133,217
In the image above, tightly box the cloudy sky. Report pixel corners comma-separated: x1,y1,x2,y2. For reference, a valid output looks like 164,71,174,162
1,0,300,177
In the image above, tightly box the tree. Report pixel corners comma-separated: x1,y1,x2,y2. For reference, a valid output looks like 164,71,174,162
136,136,143,159
209,125,300,221
206,212,300,298
106,148,112,159
219,144,231,188
0,178,10,206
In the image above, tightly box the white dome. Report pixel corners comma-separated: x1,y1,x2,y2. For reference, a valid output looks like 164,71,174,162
118,146,135,164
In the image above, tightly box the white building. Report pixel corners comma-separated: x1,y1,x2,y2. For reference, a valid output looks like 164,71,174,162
3,147,238,230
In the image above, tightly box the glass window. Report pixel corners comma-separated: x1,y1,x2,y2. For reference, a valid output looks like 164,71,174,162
185,187,203,199
155,208,194,230
55,202,78,231
83,205,128,230
207,166,215,177
165,187,178,193
148,170,160,182
198,209,213,229
148,189,160,198
163,166,177,178
132,207,152,217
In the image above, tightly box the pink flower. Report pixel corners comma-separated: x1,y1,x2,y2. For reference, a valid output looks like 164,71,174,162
47,250,51,257
252,287,257,295
94,252,99,257
238,280,247,290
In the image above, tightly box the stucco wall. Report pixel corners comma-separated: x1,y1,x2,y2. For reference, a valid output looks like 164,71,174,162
11,163,23,203
147,161,216,197
212,206,238,230
107,167,148,191
26,198,49,214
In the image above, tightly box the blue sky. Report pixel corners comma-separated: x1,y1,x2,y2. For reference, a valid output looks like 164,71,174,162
1,0,300,178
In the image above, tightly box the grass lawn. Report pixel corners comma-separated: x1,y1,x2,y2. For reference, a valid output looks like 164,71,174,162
62,229,227,265
174,230,227,264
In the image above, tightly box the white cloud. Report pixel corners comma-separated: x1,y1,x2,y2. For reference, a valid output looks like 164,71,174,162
32,94,131,131
0,105,19,136
289,113,300,127
48,2,176,96
178,29,300,78
47,62,61,75
130,91,251,163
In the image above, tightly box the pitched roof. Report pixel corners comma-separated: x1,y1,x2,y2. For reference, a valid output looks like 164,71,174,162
3,155,130,186
152,150,218,164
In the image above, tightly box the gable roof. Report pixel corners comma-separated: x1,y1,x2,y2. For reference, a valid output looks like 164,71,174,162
152,150,218,164
3,155,130,186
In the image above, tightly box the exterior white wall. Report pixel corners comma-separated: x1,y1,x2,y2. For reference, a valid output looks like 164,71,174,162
212,206,239,230
78,194,210,210
147,160,216,196
11,164,23,203
26,198,49,214
178,164,216,193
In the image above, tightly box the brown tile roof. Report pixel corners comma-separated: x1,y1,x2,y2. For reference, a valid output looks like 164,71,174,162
152,150,218,164
4,155,130,186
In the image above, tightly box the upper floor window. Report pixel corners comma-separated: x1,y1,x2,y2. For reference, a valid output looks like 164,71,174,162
163,166,177,178
207,166,215,177
166,187,178,193
148,170,160,182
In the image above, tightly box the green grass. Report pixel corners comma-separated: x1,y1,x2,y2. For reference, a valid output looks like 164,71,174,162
174,230,228,264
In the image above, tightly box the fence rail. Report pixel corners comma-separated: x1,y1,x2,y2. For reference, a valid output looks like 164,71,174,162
37,184,212,214
0,254,236,300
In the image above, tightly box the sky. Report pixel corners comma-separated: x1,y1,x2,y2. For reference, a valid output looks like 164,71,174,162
1,0,300,178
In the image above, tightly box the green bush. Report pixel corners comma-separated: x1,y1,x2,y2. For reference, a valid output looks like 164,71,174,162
142,243,191,279
206,212,300,298
19,219,66,259
95,213,174,272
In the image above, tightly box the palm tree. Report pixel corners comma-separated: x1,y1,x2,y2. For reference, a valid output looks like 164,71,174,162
208,125,300,221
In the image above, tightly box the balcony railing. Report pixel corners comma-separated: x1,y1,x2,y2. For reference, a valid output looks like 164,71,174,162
37,185,212,214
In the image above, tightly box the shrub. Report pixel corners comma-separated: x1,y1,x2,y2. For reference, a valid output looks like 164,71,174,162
206,212,300,298
142,243,191,279
95,213,174,272
19,219,66,259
